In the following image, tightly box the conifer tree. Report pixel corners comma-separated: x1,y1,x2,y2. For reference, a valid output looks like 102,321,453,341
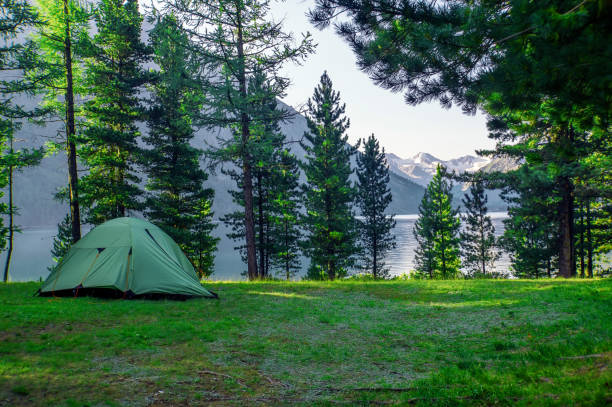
221,73,289,279
143,14,217,276
310,0,611,279
160,0,313,280
413,165,460,279
499,166,559,278
413,193,436,279
79,0,150,224
270,149,302,280
0,0,44,281
355,133,395,279
48,214,72,272
460,180,500,278
30,0,91,243
188,197,217,278
301,71,358,280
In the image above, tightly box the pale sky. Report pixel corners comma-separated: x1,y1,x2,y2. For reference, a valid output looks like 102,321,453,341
270,0,495,160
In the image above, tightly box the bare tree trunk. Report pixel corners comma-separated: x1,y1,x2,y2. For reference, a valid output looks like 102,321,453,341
325,191,335,280
257,173,265,278
372,233,377,279
586,199,593,278
63,0,81,243
579,200,585,278
558,175,574,278
3,137,14,282
242,153,257,280
236,12,257,280
285,220,290,280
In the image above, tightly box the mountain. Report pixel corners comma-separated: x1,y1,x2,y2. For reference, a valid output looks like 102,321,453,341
386,152,519,211
8,100,425,228
386,152,490,187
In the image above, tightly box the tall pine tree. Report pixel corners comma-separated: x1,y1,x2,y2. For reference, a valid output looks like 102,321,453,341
220,72,287,279
413,165,460,279
30,0,91,243
499,166,559,278
0,0,44,281
80,0,150,224
143,14,217,277
355,133,396,279
301,71,358,280
270,149,302,280
460,180,500,278
160,0,313,280
310,0,611,279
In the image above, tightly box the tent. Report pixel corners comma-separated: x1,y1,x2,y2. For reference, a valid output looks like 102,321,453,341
40,217,217,299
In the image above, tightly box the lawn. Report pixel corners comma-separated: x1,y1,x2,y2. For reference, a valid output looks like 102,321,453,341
1,279,610,406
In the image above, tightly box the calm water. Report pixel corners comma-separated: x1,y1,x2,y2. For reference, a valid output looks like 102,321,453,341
2,212,510,282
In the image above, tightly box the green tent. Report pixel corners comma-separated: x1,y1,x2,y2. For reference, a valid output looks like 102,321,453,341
40,217,217,299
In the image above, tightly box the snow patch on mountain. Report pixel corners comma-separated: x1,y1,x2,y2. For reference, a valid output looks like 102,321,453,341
386,152,490,187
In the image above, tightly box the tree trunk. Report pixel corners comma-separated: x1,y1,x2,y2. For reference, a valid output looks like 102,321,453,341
242,156,257,280
257,173,265,278
325,194,335,280
579,200,585,278
235,11,257,280
372,232,377,279
558,176,574,278
3,155,13,282
586,199,593,278
285,220,290,280
63,0,81,243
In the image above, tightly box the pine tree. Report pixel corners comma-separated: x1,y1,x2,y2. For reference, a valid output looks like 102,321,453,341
0,126,43,281
413,192,436,279
188,197,217,278
310,0,610,279
270,149,302,280
355,134,396,279
160,0,313,280
301,71,358,280
460,180,500,278
0,0,44,281
142,14,218,276
220,73,295,279
499,166,558,278
30,0,91,243
79,0,150,225
413,165,460,279
48,213,72,272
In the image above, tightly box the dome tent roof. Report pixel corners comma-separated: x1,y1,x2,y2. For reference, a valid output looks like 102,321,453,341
40,217,216,299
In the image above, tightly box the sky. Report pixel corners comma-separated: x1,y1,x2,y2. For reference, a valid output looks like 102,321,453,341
269,1,495,161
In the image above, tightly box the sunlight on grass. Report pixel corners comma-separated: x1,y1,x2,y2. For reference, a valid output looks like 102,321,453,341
246,290,318,300
424,299,520,308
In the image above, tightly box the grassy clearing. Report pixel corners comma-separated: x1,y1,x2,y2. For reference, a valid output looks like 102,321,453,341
1,279,611,406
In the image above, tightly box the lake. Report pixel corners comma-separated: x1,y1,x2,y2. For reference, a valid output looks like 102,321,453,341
1,212,511,282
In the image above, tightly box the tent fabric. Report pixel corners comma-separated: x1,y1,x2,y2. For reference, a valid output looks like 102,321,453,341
40,217,216,298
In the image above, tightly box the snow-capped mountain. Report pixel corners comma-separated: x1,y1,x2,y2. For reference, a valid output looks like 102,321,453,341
386,152,491,187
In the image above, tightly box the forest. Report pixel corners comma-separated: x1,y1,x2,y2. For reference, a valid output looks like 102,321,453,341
0,0,610,283
1,1,611,405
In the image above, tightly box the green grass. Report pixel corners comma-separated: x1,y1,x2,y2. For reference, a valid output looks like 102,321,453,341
1,279,611,406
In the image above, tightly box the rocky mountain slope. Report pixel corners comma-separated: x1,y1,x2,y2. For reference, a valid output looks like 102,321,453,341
386,152,518,211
